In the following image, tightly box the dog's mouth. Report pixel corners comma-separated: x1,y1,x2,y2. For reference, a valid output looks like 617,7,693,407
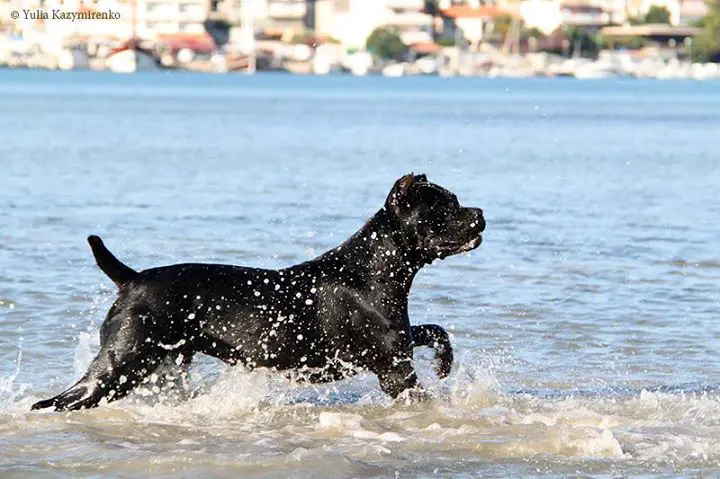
458,235,482,252
435,235,482,256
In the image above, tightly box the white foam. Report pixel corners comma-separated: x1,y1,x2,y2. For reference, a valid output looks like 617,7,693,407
8,336,720,468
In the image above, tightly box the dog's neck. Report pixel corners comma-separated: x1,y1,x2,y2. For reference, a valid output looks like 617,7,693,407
316,207,430,293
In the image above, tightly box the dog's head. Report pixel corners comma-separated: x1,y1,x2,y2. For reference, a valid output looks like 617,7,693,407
385,173,485,260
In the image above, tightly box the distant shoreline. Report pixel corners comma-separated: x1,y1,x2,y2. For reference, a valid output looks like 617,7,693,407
0,67,717,83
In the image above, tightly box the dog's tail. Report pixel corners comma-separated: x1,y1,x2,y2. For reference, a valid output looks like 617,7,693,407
87,235,138,287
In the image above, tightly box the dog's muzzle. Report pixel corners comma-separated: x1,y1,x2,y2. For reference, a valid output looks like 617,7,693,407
459,208,485,253
457,236,482,252
430,207,485,257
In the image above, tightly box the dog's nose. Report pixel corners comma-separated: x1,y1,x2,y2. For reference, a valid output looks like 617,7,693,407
473,208,485,232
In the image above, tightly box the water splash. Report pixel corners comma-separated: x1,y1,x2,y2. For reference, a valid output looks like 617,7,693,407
73,331,98,377
7,333,720,475
0,347,26,410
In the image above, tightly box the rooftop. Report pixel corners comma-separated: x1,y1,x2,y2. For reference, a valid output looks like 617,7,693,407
440,5,515,19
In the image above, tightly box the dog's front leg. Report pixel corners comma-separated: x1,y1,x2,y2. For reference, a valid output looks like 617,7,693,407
374,354,427,401
411,324,453,379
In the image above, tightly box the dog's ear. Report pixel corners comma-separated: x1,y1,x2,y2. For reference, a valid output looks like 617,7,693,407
414,174,427,183
386,173,417,214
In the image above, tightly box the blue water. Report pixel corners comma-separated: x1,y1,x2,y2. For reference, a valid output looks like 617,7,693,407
1,71,720,477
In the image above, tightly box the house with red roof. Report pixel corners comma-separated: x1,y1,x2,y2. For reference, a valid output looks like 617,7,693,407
434,1,518,49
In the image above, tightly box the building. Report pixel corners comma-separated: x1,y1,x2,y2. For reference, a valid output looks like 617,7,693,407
384,0,434,45
312,0,433,50
679,0,707,25
140,0,209,35
213,0,315,41
438,2,513,48
4,0,210,43
520,0,613,35
519,0,699,33
259,0,310,38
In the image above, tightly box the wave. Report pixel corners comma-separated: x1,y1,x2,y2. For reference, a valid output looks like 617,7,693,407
3,337,720,476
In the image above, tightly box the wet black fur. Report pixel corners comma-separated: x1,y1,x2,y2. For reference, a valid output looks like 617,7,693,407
32,174,485,411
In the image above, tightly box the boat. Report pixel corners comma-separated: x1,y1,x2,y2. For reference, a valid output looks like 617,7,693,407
573,61,614,79
343,51,372,76
312,44,340,75
105,0,158,73
106,40,159,73
382,62,406,77
57,47,90,71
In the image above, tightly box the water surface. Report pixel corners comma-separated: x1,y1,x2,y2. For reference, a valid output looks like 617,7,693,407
1,71,720,477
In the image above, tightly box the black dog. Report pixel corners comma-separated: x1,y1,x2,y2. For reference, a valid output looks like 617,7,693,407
32,174,485,411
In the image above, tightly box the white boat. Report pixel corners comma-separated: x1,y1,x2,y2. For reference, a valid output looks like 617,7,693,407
313,55,331,75
573,62,614,80
312,44,341,75
104,0,158,74
344,51,372,76
57,47,90,71
413,57,438,75
382,62,406,77
106,48,159,73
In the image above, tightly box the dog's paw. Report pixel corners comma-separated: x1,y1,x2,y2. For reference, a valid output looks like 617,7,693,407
31,386,91,412
30,397,57,411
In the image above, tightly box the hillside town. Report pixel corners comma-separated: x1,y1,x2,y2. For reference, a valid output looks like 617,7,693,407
0,0,717,78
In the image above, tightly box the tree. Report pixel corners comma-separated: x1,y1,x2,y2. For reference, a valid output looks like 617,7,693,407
493,14,517,39
629,5,672,25
423,0,440,17
423,0,441,42
692,0,720,61
366,27,407,60
565,26,602,57
524,27,545,39
204,18,232,48
644,5,672,24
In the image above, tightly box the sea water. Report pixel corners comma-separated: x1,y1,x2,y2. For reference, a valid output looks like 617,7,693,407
1,71,719,477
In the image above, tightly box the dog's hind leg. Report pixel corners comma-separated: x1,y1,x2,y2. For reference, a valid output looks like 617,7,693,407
411,324,453,379
32,306,171,411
